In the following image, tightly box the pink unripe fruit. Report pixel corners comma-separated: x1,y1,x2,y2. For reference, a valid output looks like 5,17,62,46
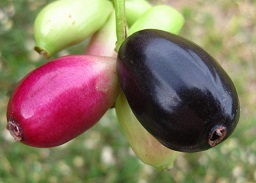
85,11,117,57
7,55,119,147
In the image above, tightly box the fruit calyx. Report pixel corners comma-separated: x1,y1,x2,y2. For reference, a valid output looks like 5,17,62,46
208,125,227,147
34,46,48,59
7,120,23,141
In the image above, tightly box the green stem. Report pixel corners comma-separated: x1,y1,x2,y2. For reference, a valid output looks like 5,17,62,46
113,0,127,51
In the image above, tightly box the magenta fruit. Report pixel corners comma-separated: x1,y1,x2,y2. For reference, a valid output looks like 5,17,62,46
7,55,118,147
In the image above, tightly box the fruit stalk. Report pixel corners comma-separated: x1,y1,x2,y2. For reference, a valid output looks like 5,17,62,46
112,0,127,51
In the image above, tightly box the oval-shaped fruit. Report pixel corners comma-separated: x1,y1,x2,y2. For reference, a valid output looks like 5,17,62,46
7,55,118,147
116,91,177,170
34,0,113,58
117,29,240,152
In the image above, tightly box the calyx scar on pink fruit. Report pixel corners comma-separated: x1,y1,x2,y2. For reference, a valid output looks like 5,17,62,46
7,55,118,147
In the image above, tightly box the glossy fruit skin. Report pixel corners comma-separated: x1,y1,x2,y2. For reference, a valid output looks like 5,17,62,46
7,55,118,147
117,29,240,152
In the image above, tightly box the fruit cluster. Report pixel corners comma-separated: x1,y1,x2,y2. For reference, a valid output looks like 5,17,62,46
6,0,240,170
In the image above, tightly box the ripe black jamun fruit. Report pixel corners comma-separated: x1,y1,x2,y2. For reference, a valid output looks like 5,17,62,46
117,29,240,152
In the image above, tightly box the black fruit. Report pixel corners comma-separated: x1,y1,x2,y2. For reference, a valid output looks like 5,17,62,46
117,29,240,152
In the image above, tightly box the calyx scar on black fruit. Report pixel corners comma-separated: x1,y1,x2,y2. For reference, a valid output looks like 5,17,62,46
117,29,240,152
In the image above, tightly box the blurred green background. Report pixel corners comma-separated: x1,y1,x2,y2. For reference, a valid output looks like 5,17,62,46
0,0,255,182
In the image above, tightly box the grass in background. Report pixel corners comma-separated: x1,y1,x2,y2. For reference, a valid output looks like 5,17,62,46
0,0,255,182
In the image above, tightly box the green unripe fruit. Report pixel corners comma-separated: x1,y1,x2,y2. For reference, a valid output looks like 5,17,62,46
116,92,177,170
128,5,184,36
34,0,113,58
125,0,152,27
